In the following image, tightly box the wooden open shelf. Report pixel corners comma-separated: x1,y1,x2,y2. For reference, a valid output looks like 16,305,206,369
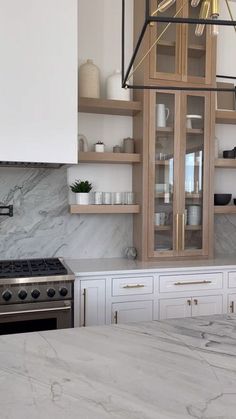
79,152,141,164
156,127,173,133
157,41,205,58
216,110,236,125
215,159,236,168
70,205,140,214
214,206,236,214
78,97,142,117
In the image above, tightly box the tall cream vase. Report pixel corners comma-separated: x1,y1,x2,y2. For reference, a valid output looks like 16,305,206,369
79,59,100,99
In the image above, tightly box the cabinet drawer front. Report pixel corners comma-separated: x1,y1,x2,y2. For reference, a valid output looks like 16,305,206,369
112,276,154,296
112,301,153,324
159,272,223,293
228,272,236,288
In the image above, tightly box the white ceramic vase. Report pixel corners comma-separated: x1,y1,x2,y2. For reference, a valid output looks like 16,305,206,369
106,70,130,101
79,59,100,99
75,193,89,205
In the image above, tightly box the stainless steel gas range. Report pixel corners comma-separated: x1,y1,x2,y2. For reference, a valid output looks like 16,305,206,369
0,258,74,335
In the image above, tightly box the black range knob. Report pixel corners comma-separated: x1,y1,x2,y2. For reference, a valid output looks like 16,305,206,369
59,287,68,297
2,290,12,302
18,289,27,300
31,289,40,299
47,288,56,298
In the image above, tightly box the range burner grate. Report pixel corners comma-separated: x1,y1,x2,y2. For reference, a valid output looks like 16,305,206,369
0,258,68,278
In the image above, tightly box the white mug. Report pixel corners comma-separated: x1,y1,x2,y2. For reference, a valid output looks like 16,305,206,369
156,104,170,128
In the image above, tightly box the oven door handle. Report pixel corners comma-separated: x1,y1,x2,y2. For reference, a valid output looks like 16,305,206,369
0,306,71,317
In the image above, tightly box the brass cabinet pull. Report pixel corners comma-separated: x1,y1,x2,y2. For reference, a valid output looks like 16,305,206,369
83,288,86,327
176,213,179,251
123,284,145,289
181,213,185,251
174,280,212,286
187,299,191,306
230,301,235,314
114,310,118,324
193,299,198,305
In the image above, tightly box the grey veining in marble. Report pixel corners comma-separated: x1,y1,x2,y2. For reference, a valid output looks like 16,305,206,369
1,315,236,418
0,167,132,259
215,215,236,256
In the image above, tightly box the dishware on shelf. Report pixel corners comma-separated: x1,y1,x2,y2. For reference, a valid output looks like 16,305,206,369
223,149,235,159
79,59,100,99
123,192,135,205
186,114,202,129
155,212,166,226
113,192,123,205
125,247,137,260
94,192,103,205
214,194,232,206
156,104,169,128
106,69,130,101
123,137,135,153
102,192,112,205
187,205,201,226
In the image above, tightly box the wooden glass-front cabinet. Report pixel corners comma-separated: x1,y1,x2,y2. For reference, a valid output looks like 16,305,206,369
149,0,215,85
147,90,212,259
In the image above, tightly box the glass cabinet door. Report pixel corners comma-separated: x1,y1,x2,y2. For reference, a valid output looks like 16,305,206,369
180,93,210,256
149,0,182,81
184,1,213,84
148,91,179,257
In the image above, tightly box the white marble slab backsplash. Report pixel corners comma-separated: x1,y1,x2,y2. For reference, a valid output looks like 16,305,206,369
0,167,233,259
0,167,132,259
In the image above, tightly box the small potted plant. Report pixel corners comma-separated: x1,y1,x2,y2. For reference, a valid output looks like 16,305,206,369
94,141,105,152
70,180,92,205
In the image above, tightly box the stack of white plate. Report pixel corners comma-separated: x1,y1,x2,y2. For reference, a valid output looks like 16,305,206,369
187,205,201,226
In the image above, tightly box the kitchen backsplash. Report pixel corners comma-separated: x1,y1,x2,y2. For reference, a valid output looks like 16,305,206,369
0,167,234,259
0,167,132,259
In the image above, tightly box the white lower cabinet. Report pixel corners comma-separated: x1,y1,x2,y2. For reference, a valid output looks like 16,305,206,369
159,298,192,320
228,294,236,314
112,301,153,324
80,280,106,327
160,295,223,320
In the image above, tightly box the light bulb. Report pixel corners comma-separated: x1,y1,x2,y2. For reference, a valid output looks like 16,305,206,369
211,0,219,37
191,0,201,7
195,0,210,37
157,0,176,13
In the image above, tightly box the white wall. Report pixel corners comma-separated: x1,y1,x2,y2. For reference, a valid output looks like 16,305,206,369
215,1,236,196
68,0,134,204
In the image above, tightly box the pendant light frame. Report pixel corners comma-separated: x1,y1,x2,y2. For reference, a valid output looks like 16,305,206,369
122,0,236,92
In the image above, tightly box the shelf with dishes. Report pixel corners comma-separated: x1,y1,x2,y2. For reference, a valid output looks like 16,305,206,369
214,206,236,214
155,192,202,199
215,159,236,168
215,110,236,125
156,127,203,135
78,97,142,117
79,152,141,164
70,205,140,214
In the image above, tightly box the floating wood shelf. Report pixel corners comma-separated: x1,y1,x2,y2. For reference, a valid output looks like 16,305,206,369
79,152,141,164
214,206,236,214
70,205,140,214
215,110,236,125
215,159,236,168
78,97,142,117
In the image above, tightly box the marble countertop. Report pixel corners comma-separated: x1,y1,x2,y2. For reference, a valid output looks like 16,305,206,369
1,315,236,418
65,256,236,276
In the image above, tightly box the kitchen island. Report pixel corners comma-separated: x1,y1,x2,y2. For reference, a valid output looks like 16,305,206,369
1,315,236,418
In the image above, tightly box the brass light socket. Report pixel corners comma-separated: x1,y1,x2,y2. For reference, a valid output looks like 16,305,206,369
211,0,219,17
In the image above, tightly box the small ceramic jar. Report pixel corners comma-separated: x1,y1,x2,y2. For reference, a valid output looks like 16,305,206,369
123,137,135,153
113,145,122,153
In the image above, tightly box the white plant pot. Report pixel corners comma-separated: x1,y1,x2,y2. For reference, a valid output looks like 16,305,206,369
106,69,130,101
75,193,89,205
